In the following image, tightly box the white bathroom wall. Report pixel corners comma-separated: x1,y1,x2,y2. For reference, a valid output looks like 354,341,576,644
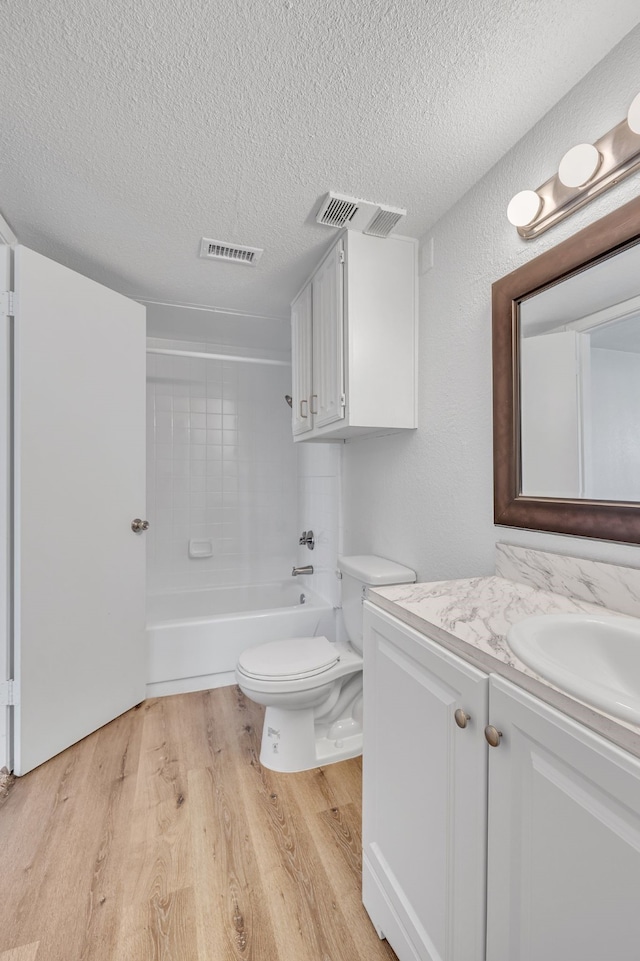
146,314,299,594
343,24,640,579
295,442,342,608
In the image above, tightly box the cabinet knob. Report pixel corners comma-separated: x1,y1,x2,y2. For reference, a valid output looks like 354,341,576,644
484,725,503,748
454,709,471,729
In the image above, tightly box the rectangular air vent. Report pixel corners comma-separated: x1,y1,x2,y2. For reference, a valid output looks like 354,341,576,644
363,205,406,238
316,192,406,238
317,193,361,228
199,238,263,266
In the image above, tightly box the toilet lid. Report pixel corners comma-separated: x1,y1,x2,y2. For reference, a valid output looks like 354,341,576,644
237,636,339,681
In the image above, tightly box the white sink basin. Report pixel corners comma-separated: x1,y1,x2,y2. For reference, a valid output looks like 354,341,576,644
506,613,640,726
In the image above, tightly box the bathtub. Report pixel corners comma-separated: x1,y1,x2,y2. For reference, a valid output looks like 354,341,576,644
146,582,335,697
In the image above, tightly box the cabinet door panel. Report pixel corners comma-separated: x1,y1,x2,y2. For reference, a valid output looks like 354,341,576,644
312,243,344,428
291,284,313,434
487,676,640,961
363,606,488,961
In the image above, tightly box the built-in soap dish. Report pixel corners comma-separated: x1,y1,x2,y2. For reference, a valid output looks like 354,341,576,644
189,538,213,559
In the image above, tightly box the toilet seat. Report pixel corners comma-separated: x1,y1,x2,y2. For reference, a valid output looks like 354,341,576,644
237,636,340,682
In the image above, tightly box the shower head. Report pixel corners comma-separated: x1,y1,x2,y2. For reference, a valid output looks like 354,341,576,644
285,394,293,408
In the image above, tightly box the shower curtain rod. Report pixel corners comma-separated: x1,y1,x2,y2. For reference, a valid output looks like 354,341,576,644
147,347,290,367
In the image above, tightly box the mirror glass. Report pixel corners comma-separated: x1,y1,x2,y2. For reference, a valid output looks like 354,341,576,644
519,241,640,502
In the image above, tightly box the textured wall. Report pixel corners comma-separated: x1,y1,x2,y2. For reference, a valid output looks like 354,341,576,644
343,26,640,581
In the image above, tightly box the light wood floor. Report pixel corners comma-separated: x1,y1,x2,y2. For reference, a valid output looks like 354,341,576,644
0,686,398,961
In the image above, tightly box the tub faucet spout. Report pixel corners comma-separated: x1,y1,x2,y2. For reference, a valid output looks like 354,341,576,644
292,565,314,576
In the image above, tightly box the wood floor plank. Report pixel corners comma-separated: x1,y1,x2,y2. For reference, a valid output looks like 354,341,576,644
189,765,280,960
0,686,397,961
0,727,101,954
112,697,198,960
0,944,40,961
75,703,145,961
0,704,146,959
227,689,380,961
313,754,365,810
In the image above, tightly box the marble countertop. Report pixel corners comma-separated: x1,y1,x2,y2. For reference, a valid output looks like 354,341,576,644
367,575,640,759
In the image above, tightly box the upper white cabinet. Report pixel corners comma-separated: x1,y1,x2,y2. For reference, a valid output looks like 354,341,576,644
291,230,417,441
291,282,313,436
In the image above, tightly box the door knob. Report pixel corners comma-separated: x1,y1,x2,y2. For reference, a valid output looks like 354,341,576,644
131,518,150,534
484,725,503,747
454,709,471,729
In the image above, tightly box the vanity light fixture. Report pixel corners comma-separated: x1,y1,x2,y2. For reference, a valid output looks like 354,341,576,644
507,91,640,239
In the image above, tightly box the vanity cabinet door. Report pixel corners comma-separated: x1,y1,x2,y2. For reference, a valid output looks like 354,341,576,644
362,604,489,961
486,675,640,961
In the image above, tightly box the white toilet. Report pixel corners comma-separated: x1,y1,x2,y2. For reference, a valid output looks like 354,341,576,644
235,554,416,772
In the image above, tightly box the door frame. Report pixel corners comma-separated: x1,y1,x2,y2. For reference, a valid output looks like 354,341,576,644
0,210,17,772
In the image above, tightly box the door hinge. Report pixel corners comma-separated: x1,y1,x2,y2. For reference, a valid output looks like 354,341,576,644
338,249,345,264
340,392,346,409
1,291,15,318
0,679,15,707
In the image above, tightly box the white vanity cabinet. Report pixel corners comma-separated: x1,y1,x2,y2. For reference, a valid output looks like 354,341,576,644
486,675,640,961
363,604,640,961
362,604,489,961
290,230,417,441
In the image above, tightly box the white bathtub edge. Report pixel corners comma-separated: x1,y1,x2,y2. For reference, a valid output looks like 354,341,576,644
146,601,336,690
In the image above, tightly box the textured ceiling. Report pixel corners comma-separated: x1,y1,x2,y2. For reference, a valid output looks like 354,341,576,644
1,0,639,321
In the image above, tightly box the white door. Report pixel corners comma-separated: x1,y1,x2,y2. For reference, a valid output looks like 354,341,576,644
13,245,147,775
312,241,344,429
362,605,489,961
0,243,11,771
291,283,313,435
486,676,640,961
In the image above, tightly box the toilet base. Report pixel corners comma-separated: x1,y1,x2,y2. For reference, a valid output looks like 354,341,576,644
259,704,363,773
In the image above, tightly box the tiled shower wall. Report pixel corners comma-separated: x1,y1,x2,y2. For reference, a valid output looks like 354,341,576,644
295,442,342,608
146,335,298,594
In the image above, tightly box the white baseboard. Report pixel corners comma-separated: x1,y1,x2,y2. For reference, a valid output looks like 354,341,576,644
145,670,236,698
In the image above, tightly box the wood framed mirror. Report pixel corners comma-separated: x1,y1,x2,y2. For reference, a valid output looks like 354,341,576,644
492,193,640,545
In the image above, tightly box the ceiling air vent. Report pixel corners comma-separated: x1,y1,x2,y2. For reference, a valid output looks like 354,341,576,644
363,204,406,238
199,238,264,266
317,193,362,228
316,192,406,238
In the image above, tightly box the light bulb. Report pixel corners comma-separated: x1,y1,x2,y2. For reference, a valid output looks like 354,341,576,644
628,91,640,135
558,143,602,188
507,190,542,228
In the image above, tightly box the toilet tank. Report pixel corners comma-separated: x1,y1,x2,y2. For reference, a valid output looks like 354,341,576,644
338,554,416,653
